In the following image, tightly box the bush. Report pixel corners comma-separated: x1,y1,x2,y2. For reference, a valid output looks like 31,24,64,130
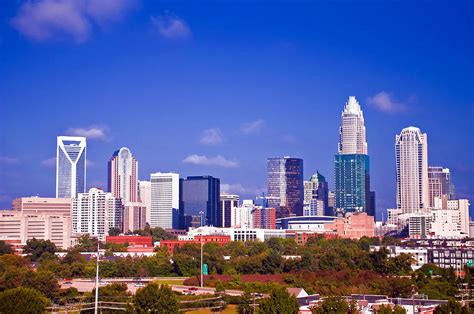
0,287,50,313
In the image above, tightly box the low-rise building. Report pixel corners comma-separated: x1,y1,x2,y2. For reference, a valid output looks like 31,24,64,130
324,212,375,239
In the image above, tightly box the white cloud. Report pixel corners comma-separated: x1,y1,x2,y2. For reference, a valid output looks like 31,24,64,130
182,154,238,168
0,156,20,165
11,0,136,42
150,13,191,40
240,119,265,134
199,128,223,145
41,157,56,167
221,183,266,197
367,91,406,113
66,126,108,140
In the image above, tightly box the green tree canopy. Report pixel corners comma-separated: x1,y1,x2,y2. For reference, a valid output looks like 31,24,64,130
259,286,299,314
0,287,50,314
108,227,122,236
23,238,57,261
132,283,179,314
0,241,13,255
312,296,349,313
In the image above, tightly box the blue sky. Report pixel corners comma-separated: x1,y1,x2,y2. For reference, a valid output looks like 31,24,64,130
0,0,473,219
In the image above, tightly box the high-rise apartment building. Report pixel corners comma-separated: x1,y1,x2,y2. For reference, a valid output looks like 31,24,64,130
395,127,429,214
150,173,180,229
72,188,122,240
138,181,151,224
267,157,304,218
231,200,255,228
334,97,372,216
108,147,138,203
56,136,86,198
428,167,454,207
220,193,239,228
180,176,220,227
253,206,276,229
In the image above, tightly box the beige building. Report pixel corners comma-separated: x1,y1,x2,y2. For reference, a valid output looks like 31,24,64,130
0,211,72,249
12,197,71,216
123,202,146,233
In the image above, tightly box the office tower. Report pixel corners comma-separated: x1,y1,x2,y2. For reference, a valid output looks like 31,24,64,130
123,202,146,233
56,136,86,198
338,96,368,155
428,167,454,207
267,157,304,218
231,200,255,228
138,181,151,224
150,173,180,229
0,211,72,249
72,188,122,240
108,147,138,203
13,197,71,217
253,206,276,229
395,127,429,214
180,176,220,227
334,97,371,215
220,193,239,228
328,191,335,216
304,172,329,216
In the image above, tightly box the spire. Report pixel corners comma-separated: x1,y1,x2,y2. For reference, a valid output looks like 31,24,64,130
343,96,362,115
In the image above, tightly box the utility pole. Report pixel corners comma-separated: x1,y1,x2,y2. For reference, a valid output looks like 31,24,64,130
199,210,204,288
94,237,100,314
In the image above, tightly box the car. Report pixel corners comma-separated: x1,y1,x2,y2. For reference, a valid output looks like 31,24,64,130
99,281,110,285
62,282,73,285
133,277,142,281
182,290,193,295
188,287,198,291
134,283,145,287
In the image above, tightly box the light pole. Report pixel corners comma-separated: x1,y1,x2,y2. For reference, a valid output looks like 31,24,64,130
94,236,100,314
199,210,204,288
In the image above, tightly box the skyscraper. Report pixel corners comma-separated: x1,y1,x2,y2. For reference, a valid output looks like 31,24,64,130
334,97,372,215
138,181,151,224
72,188,122,240
108,147,138,203
267,157,304,218
428,166,454,207
56,136,86,198
303,172,329,216
220,193,239,228
180,176,220,227
150,173,179,229
395,127,429,214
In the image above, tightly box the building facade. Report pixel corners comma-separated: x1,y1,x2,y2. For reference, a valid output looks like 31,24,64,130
180,176,221,227
303,172,329,216
56,136,86,198
253,206,276,229
428,167,454,207
108,147,138,204
123,202,146,233
12,197,71,217
395,127,429,214
220,193,239,228
72,188,122,240
267,157,304,218
150,172,180,229
138,180,151,225
334,97,372,216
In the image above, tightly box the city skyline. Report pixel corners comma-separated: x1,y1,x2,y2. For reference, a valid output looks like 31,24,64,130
0,1,472,219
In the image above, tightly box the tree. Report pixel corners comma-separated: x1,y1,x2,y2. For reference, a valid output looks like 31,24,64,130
434,299,470,314
376,304,393,314
23,238,57,261
75,234,98,252
0,287,50,313
393,305,407,314
91,283,130,302
312,297,349,313
132,283,179,314
259,286,299,314
0,240,13,255
108,227,122,236
237,290,255,314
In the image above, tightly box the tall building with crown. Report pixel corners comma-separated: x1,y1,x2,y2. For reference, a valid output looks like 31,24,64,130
108,147,139,203
56,136,86,198
334,97,374,217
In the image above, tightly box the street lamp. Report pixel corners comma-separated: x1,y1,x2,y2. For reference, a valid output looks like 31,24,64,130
94,236,100,314
199,210,204,288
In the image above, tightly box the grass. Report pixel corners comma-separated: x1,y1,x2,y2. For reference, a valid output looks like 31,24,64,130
185,304,237,313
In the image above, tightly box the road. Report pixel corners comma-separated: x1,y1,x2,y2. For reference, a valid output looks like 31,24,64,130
60,279,244,296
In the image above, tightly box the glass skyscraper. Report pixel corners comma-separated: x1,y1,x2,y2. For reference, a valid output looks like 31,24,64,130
334,97,373,216
56,136,86,198
180,176,221,227
267,157,304,218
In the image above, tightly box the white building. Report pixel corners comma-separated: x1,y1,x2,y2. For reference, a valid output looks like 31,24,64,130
395,127,429,214
72,188,122,240
150,172,179,229
231,200,255,228
220,193,239,228
108,147,138,203
56,136,86,198
138,181,151,225
183,225,287,242
338,96,367,155
431,197,470,238
0,211,72,249
370,245,428,270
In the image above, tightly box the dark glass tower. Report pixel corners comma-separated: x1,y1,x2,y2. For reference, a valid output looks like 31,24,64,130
179,176,221,228
267,157,304,218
